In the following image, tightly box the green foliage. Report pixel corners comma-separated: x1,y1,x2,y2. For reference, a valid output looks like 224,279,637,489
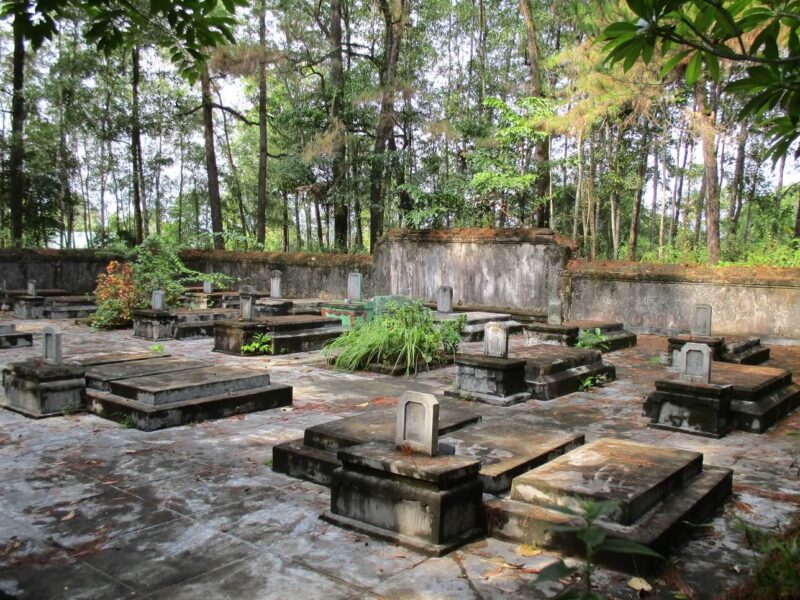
323,301,465,376
575,328,609,352
603,0,800,159
736,518,800,599
536,500,662,599
241,333,273,355
578,373,610,391
148,343,165,353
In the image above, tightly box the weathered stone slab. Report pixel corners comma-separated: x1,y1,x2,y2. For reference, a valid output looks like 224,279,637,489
110,365,271,405
2,359,86,417
676,342,712,384
66,351,171,367
213,315,331,355
437,285,454,313
132,309,177,341
396,391,439,456
445,354,530,407
511,345,616,400
511,439,703,526
13,295,46,319
0,331,33,349
347,272,363,302
523,319,636,351
691,304,712,336
441,421,584,493
322,441,484,555
644,379,733,438
86,357,210,392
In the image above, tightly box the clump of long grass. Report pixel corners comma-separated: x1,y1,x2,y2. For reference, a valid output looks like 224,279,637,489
323,301,465,376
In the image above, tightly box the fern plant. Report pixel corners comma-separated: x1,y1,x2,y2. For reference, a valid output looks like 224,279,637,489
242,333,273,355
575,328,609,352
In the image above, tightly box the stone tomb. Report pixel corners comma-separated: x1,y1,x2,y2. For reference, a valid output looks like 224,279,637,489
41,295,97,319
523,319,637,352
486,438,733,571
435,311,518,341
273,405,481,486
321,392,485,555
667,304,770,365
87,363,292,431
2,327,86,417
646,360,800,434
446,322,531,406
0,323,34,349
213,314,342,356
85,356,210,392
12,280,46,319
513,345,616,400
645,343,734,438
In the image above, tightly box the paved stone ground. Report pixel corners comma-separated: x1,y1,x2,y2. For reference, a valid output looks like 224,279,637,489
1,315,799,599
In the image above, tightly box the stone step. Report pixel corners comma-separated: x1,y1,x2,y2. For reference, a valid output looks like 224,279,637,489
43,305,96,319
601,330,638,352
87,383,292,431
86,357,210,391
45,296,95,306
0,324,17,334
109,365,271,405
722,344,770,365
0,332,34,349
270,327,343,354
526,361,616,400
177,311,238,324
174,321,216,339
731,383,800,433
272,438,341,486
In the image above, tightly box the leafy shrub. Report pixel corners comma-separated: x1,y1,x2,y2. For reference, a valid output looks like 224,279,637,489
575,328,609,351
91,236,230,329
242,333,273,355
324,301,466,376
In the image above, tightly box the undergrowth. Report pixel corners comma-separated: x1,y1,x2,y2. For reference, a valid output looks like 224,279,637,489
323,301,465,376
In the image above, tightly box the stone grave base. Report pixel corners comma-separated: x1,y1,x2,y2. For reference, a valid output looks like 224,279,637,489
645,362,800,434
668,335,770,365
213,315,334,355
2,360,85,417
132,309,177,341
645,379,734,438
486,439,732,572
85,356,210,392
523,320,636,351
513,345,616,400
86,363,292,430
43,296,97,319
0,324,33,349
445,354,530,406
321,441,484,556
13,296,46,319
273,406,480,486
436,311,517,341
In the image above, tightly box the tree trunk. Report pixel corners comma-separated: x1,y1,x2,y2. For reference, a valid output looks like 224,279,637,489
130,46,145,244
201,63,224,250
330,0,349,250
9,11,26,246
282,190,289,252
256,0,268,245
215,86,247,243
729,123,748,234
519,0,550,227
369,0,406,253
695,82,720,263
773,154,787,237
627,131,649,261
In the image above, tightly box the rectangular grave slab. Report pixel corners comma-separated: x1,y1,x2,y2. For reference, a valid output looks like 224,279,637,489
322,441,484,556
132,309,177,341
87,382,292,431
269,326,343,355
2,360,86,417
273,406,481,486
0,324,33,349
523,320,636,352
721,337,770,365
110,365,271,405
445,354,530,406
644,379,734,438
440,420,584,493
66,351,171,367
213,315,331,355
13,296,46,319
85,357,210,391
512,345,616,400
511,439,703,526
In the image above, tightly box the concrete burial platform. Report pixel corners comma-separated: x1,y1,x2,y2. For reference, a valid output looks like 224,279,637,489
511,345,616,400
85,356,210,391
436,311,516,341
87,364,292,431
0,323,33,349
523,319,637,351
440,420,584,493
43,295,96,319
65,351,171,367
2,360,85,417
445,354,531,406
213,315,338,356
273,406,480,486
668,335,770,365
645,361,800,434
322,441,485,556
486,438,732,572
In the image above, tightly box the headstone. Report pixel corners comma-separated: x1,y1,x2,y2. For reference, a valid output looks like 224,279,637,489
270,270,282,299
42,326,62,365
202,280,213,294
151,289,166,311
676,342,712,384
691,304,712,337
395,391,439,456
484,322,509,358
27,280,36,296
347,272,363,302
547,297,563,325
437,285,454,313
240,293,255,321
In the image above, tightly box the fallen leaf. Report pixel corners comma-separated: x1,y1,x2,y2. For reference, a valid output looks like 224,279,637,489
629,577,652,592
515,544,541,557
280,407,293,413
61,510,76,521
